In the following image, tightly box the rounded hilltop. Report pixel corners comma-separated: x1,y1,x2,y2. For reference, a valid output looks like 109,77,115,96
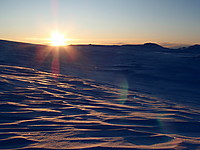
143,43,164,48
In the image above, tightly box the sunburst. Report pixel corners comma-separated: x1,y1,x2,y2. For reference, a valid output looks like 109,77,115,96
49,32,67,46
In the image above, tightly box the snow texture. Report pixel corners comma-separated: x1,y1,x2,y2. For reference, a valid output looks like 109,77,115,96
0,40,200,149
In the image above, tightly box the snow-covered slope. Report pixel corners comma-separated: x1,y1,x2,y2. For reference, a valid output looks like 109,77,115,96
0,40,200,149
1,40,200,108
0,65,200,149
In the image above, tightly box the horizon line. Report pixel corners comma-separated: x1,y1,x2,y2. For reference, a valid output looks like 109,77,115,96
0,38,199,49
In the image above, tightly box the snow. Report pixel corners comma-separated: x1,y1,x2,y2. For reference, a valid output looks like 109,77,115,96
0,40,200,149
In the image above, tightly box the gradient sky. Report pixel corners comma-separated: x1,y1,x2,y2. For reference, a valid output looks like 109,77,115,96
0,0,200,47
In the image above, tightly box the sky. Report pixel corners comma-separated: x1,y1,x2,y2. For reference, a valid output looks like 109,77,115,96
0,0,200,47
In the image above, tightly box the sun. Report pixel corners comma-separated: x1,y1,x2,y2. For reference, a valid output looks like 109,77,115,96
50,32,67,46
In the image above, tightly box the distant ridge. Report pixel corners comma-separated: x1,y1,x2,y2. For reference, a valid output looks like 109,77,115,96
186,44,200,50
0,39,32,45
143,42,164,48
1,39,200,51
177,44,200,53
0,39,45,46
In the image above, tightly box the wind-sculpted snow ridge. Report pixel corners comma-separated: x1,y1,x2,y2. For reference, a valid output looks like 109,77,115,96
0,65,200,150
1,40,200,109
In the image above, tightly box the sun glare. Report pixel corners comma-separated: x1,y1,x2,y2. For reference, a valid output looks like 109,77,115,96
50,32,67,46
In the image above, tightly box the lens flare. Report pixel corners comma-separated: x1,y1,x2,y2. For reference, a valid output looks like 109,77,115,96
118,76,129,104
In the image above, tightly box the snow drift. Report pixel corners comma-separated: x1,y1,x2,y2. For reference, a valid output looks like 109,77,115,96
0,40,200,149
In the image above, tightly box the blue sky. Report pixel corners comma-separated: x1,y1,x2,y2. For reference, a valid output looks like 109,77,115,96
0,0,200,47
